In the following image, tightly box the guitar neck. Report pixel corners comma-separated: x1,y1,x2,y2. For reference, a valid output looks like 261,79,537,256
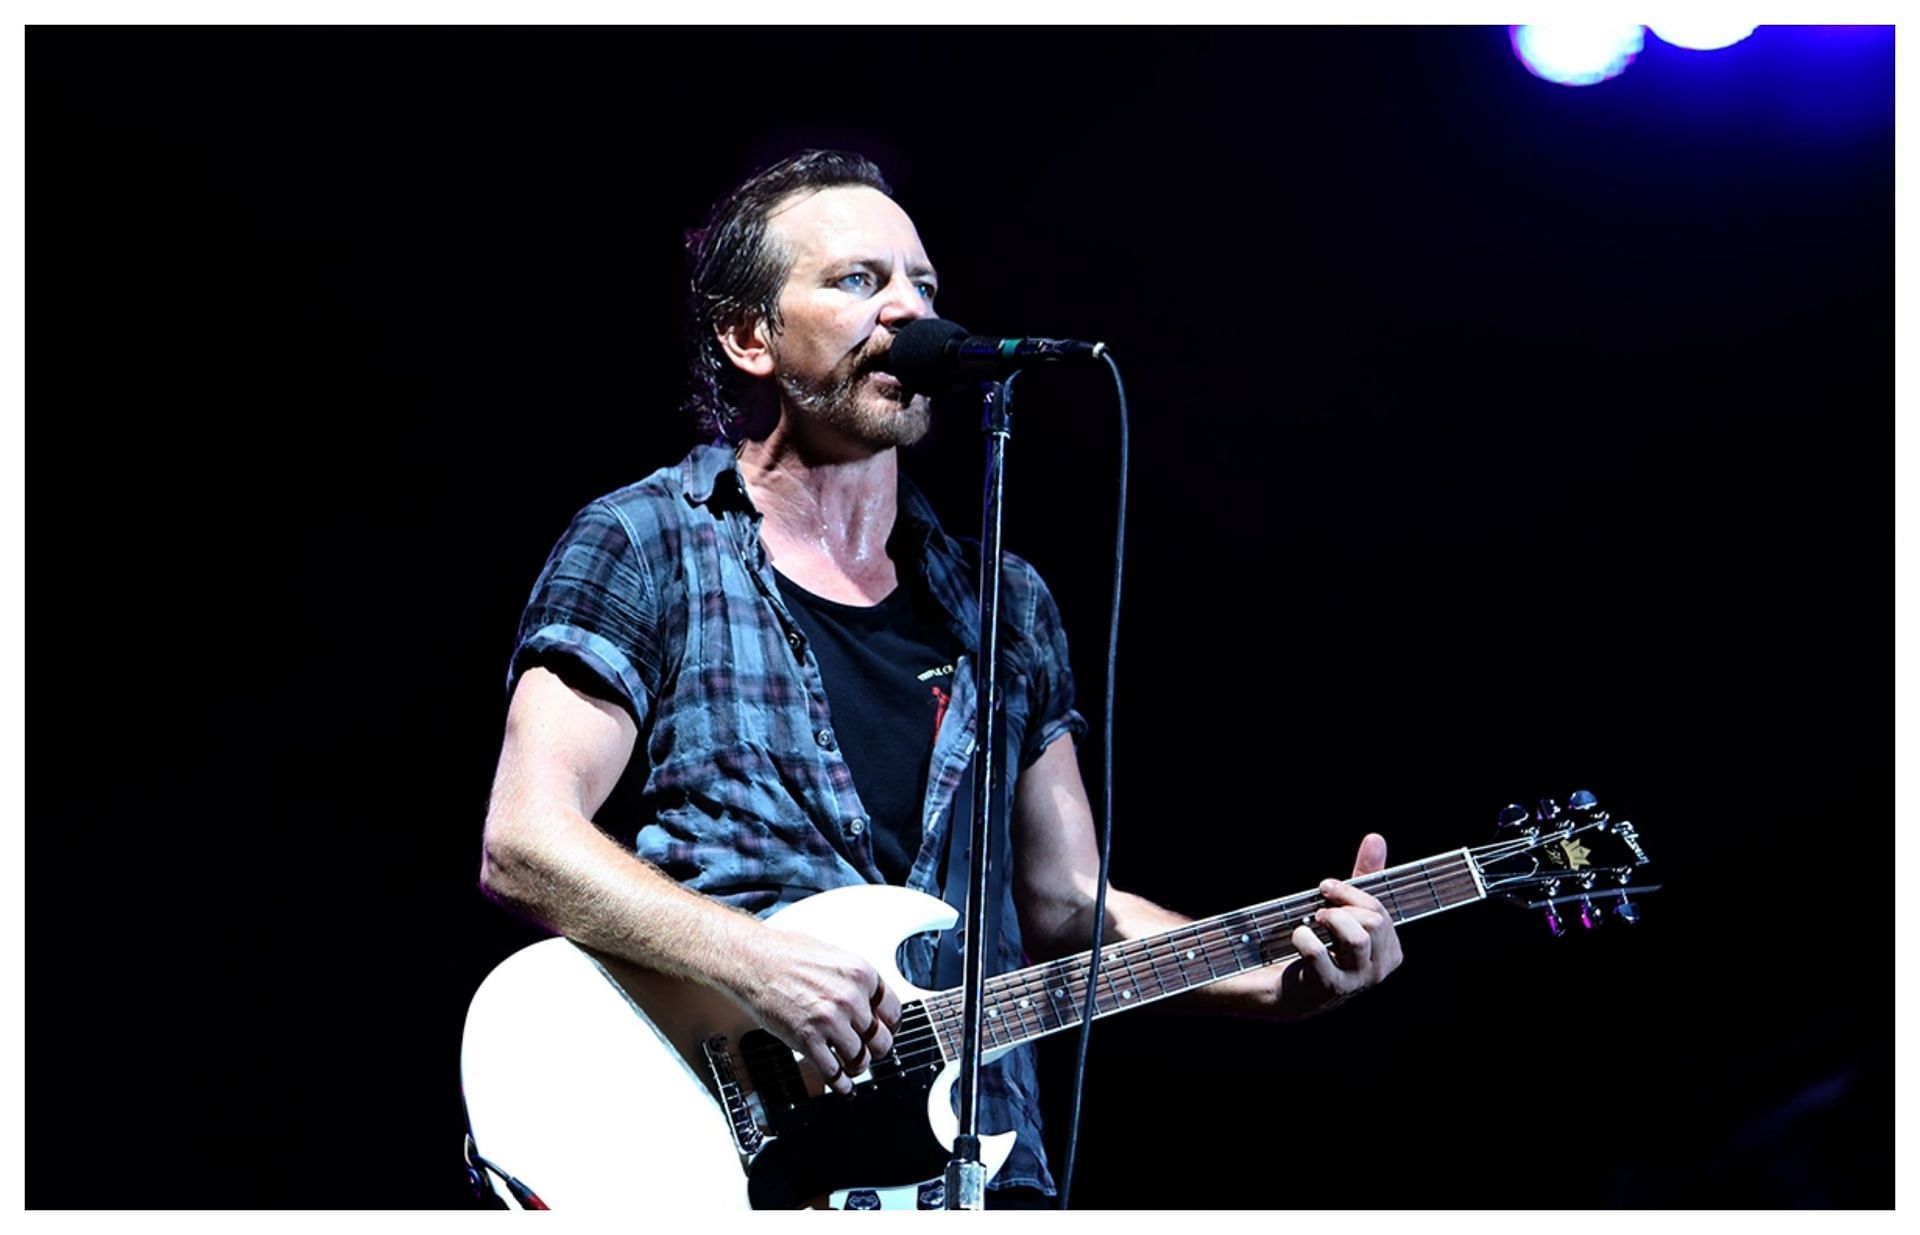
918,847,1487,1056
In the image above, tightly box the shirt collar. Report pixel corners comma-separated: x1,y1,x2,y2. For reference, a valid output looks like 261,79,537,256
682,441,755,513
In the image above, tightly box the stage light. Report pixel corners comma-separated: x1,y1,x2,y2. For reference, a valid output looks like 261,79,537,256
1509,24,1646,86
1647,22,1757,52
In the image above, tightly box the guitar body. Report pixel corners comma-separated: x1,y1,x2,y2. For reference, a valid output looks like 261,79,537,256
461,796,1652,1209
460,884,1015,1210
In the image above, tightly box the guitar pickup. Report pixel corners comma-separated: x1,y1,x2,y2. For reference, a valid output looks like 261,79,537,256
702,1034,766,1158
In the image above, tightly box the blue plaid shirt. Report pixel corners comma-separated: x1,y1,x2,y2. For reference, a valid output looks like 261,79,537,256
507,443,1086,1196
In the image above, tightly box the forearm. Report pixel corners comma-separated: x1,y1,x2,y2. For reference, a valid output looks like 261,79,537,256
481,666,903,1090
1025,883,1295,1021
1111,890,1301,1018
479,796,768,1001
1011,742,1390,1022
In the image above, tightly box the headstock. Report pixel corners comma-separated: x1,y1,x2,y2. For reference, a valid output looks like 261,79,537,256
1470,790,1657,935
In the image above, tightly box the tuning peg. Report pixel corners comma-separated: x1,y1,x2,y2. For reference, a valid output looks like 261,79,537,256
1497,803,1531,830
1568,789,1601,816
1579,896,1600,930
1543,902,1566,937
1535,798,1564,825
1613,890,1642,924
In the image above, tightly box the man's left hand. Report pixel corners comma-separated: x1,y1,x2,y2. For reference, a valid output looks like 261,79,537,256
1277,832,1405,1018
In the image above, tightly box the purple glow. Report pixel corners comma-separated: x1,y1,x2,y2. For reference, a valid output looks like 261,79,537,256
1648,22,1758,51
1510,24,1646,87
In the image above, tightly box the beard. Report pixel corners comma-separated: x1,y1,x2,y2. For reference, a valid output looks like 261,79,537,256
773,336,932,451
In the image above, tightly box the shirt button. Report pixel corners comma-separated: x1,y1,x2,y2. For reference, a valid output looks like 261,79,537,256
787,630,802,650
848,818,866,837
816,728,837,751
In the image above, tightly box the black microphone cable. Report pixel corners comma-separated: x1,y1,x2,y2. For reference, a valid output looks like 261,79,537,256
1056,348,1127,1210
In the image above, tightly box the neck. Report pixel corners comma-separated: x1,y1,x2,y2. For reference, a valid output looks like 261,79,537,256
736,423,900,590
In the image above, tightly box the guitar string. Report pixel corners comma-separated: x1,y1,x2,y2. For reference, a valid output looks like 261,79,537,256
855,859,1493,1070
884,862,1484,1056
794,836,1618,1080
906,832,1630,1060
908,870,1484,1059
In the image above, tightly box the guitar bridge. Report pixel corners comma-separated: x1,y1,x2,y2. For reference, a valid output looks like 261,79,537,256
701,1034,766,1157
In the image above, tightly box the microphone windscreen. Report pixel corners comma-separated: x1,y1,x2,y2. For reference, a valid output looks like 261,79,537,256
884,318,969,393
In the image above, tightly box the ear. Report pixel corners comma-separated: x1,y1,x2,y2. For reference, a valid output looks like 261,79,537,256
715,311,775,379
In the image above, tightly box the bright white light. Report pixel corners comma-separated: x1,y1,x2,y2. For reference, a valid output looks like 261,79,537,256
1510,24,1646,86
1647,22,1758,51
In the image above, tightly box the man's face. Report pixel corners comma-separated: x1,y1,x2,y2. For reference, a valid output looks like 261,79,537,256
759,185,940,451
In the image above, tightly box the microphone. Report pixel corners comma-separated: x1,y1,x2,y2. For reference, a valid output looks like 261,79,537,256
883,318,1106,396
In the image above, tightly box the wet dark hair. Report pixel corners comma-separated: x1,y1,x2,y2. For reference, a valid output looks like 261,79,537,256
682,149,894,440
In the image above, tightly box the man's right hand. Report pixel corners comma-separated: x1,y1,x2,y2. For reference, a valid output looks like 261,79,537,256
728,927,901,1096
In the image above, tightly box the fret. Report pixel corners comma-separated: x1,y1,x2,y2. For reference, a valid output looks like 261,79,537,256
1120,941,1151,1001
1065,952,1094,1017
928,1002,961,1059
1097,952,1128,1016
1178,920,1221,983
1004,980,1044,1041
1007,968,1041,1037
1136,935,1180,1001
1046,965,1084,1030
1173,922,1215,987
1028,982,1054,1036
1040,965,1074,1033
1109,942,1145,1007
1365,854,1484,925
982,997,1011,1049
1194,924,1229,979
934,999,982,1056
1175,926,1211,991
1420,862,1443,918
1221,910,1264,974
1259,901,1297,965
1443,856,1474,902
1089,949,1119,1013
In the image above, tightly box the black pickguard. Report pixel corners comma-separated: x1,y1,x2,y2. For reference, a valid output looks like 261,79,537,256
743,1069,951,1208
738,1003,956,1209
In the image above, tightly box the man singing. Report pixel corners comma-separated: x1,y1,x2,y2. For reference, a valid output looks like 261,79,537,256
479,149,1403,1207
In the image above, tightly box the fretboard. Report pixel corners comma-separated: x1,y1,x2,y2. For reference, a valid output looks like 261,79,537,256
918,848,1486,1058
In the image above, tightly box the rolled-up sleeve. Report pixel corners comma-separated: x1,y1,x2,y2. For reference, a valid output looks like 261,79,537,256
1019,565,1088,768
507,500,660,728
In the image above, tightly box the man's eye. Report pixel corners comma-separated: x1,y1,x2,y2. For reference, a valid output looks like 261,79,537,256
916,282,938,302
838,272,876,292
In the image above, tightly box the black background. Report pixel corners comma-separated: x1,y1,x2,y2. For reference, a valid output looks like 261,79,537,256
30,26,1891,1209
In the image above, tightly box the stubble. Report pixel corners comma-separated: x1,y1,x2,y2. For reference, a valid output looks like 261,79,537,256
773,337,932,451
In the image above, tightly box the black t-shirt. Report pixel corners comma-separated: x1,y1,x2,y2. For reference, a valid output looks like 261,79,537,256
775,571,960,885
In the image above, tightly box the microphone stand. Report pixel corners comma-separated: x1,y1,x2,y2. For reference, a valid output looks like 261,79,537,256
944,374,1014,1210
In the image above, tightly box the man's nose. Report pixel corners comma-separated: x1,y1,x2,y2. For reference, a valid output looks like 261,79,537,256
875,273,934,325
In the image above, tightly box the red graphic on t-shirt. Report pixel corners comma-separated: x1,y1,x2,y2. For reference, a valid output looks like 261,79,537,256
930,684,951,737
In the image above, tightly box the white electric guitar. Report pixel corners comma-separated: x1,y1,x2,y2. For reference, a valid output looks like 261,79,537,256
460,792,1654,1209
